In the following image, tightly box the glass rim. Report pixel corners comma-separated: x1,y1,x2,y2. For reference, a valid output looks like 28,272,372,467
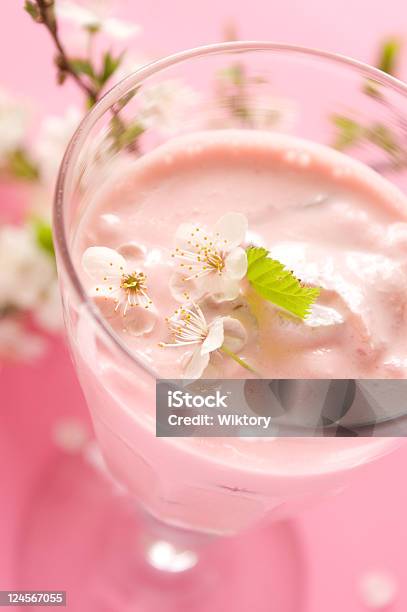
53,40,407,379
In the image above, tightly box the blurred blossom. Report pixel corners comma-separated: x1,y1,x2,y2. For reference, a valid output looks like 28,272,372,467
137,80,201,135
0,225,55,312
30,184,55,219
56,0,140,40
36,106,82,184
359,570,397,609
211,64,299,132
52,418,89,452
34,280,63,333
112,53,152,83
0,89,28,161
210,94,298,132
0,317,46,362
248,96,298,132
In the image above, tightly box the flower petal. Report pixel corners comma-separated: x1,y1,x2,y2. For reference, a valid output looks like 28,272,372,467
104,18,140,40
225,247,248,279
174,223,197,250
122,305,157,336
56,1,98,28
184,346,210,379
89,288,121,320
169,271,201,302
82,247,127,283
213,213,248,250
203,275,240,302
202,318,224,355
117,242,145,262
222,317,248,352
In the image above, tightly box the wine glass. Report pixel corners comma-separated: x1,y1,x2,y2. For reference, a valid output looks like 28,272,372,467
44,42,407,610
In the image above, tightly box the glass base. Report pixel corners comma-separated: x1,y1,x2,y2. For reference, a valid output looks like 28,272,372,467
16,448,306,611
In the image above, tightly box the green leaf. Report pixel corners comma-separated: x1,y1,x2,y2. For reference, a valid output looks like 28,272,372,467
365,122,404,164
109,117,144,151
366,123,401,153
331,115,363,150
119,122,144,145
32,218,55,257
377,38,401,75
24,0,40,21
246,246,269,267
98,51,123,86
70,58,95,78
116,87,139,110
220,63,245,87
7,149,39,181
246,246,320,319
363,79,383,99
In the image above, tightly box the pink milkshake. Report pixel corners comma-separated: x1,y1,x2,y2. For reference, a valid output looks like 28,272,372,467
69,130,405,534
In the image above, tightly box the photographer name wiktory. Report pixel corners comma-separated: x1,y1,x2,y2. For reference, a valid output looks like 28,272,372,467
156,379,407,437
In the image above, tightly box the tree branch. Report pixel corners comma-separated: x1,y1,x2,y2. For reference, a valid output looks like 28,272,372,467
34,0,98,104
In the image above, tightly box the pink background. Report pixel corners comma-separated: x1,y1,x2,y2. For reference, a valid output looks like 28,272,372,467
1,1,407,610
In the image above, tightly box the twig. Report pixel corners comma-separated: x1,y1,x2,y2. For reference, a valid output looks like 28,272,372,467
34,0,98,105
221,345,260,376
28,0,141,153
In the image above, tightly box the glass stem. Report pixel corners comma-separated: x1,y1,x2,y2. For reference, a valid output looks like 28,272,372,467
140,511,214,574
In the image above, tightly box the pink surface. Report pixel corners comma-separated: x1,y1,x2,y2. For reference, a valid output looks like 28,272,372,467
2,340,407,611
1,1,407,611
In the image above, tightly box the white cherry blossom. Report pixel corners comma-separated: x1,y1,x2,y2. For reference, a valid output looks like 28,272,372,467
359,570,397,609
0,224,62,337
160,302,247,379
137,80,200,135
113,53,152,83
56,0,140,39
52,418,89,453
34,280,63,332
212,95,297,132
248,95,298,132
0,225,55,312
36,106,82,184
212,68,298,132
171,213,248,303
0,318,46,363
82,245,156,336
0,89,28,161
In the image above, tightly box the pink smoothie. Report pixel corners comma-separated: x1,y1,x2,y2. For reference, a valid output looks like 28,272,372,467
70,130,406,534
